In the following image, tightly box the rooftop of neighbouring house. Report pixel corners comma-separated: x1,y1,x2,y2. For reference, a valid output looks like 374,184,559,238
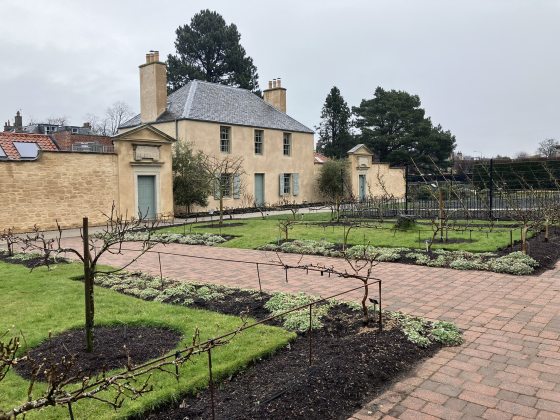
314,152,329,164
120,80,314,134
0,132,58,161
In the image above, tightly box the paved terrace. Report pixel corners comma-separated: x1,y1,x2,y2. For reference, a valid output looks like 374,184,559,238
61,238,560,419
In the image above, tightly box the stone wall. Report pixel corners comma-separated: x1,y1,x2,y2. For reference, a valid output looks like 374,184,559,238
0,151,118,232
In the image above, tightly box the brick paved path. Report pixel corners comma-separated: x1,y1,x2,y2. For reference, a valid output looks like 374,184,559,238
64,239,560,419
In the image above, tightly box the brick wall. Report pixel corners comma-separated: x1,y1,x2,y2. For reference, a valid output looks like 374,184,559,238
0,151,119,232
51,132,113,151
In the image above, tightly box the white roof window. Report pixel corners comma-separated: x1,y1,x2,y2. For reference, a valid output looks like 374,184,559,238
13,142,39,159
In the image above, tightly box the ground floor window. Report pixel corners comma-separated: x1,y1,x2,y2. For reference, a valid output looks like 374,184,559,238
215,173,241,199
279,173,299,196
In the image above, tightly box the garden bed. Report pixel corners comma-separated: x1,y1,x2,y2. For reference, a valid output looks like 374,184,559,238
142,315,438,420
500,226,560,273
259,236,550,275
95,272,462,420
0,250,69,269
15,326,181,381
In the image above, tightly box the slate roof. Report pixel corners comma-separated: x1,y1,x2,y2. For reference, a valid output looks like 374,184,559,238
347,144,373,154
121,80,314,134
0,132,58,160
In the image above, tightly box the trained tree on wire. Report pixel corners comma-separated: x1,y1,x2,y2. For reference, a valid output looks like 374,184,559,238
22,205,159,352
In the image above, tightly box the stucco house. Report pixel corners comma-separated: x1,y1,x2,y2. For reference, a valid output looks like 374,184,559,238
119,51,316,214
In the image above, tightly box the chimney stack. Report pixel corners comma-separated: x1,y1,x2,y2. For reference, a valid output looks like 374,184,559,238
139,50,167,123
263,78,287,113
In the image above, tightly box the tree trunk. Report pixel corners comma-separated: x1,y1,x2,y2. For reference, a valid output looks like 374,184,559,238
219,197,224,226
521,226,528,254
361,282,369,324
83,218,94,352
545,221,549,242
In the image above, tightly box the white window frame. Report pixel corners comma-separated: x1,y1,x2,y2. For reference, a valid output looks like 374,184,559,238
283,173,291,195
283,133,291,156
254,130,264,155
220,126,231,153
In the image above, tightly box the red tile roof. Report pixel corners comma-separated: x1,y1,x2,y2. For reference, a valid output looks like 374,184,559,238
0,132,58,161
314,152,329,164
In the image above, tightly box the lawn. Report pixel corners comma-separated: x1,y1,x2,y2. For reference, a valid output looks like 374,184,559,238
164,212,522,252
0,261,293,419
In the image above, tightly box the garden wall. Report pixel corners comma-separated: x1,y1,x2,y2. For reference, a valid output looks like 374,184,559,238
0,151,119,232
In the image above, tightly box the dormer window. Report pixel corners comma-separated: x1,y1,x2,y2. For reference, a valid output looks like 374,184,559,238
0,145,6,159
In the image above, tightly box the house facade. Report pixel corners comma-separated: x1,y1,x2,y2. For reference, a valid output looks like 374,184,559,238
119,51,316,213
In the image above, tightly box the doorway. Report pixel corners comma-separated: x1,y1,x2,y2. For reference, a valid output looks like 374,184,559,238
137,175,156,219
254,173,265,206
359,175,366,201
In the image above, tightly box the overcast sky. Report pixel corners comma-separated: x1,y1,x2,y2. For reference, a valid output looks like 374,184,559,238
1,0,559,157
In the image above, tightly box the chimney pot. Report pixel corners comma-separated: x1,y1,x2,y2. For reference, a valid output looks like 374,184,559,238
153,51,159,61
145,53,151,63
263,77,287,113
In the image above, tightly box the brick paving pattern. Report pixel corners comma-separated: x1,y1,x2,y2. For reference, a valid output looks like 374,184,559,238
63,239,560,419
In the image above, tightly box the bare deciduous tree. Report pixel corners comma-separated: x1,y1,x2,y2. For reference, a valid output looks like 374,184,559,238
0,228,18,257
105,101,134,135
46,116,68,126
201,154,245,226
537,138,559,159
22,205,160,352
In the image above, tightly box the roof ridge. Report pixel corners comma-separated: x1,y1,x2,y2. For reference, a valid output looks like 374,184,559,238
183,80,198,118
193,80,252,92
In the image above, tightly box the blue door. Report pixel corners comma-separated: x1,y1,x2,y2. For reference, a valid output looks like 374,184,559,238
254,174,265,206
137,175,156,219
359,175,366,201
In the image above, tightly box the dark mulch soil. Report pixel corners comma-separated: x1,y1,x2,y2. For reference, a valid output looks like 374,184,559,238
196,222,246,229
175,203,319,219
189,289,282,326
15,326,181,381
141,306,439,420
497,226,560,273
0,252,69,269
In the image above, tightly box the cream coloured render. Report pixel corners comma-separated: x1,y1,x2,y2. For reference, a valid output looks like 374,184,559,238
347,144,405,199
145,119,316,211
113,125,175,218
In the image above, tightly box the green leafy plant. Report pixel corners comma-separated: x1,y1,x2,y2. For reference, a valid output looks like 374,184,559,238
264,292,335,332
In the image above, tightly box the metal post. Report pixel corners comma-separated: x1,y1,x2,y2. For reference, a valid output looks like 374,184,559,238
378,281,383,332
208,347,216,420
489,158,494,220
83,217,94,353
256,263,263,296
404,164,409,215
158,252,163,288
67,403,74,420
308,304,313,365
